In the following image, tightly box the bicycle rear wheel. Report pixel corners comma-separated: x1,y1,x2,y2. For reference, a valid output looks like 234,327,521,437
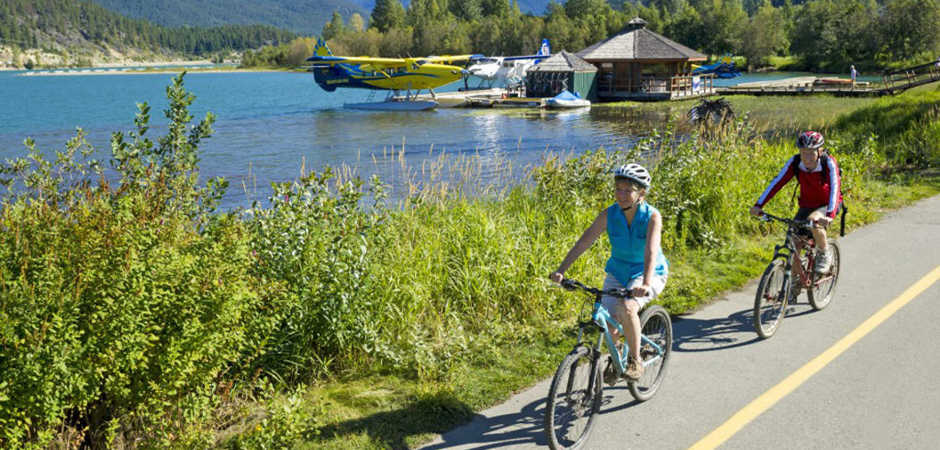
753,258,788,339
629,305,672,402
545,345,603,450
808,241,841,310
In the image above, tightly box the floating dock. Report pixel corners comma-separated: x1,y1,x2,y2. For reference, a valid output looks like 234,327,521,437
406,88,506,107
403,88,550,108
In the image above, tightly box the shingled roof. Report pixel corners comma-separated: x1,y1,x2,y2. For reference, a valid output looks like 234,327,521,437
576,17,706,61
528,50,597,72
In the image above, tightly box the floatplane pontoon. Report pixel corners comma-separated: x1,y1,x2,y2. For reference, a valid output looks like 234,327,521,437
344,90,438,111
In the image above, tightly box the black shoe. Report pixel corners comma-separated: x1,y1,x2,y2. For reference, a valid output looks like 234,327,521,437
603,355,619,386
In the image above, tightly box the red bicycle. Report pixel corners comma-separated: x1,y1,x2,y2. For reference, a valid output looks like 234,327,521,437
753,213,841,339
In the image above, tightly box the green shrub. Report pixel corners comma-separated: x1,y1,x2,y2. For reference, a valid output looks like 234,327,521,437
0,74,264,447
243,170,391,382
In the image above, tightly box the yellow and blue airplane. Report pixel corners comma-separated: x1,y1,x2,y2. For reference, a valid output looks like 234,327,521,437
306,39,480,98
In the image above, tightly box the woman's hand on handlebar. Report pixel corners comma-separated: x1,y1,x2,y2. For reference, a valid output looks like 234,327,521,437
750,205,763,217
549,271,564,284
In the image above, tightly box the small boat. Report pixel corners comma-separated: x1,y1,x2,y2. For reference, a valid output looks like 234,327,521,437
815,77,853,85
344,100,438,111
545,90,591,109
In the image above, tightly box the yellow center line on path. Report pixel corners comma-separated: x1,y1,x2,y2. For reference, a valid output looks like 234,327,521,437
690,265,940,450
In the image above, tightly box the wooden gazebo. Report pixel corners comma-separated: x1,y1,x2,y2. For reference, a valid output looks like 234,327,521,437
576,17,713,101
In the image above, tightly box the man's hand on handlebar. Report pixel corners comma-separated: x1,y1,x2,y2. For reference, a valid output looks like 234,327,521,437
750,205,763,217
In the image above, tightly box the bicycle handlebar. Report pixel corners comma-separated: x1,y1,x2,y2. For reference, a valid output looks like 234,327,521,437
758,212,814,229
560,278,633,299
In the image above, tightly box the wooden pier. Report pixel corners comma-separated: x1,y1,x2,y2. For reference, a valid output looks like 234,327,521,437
716,59,940,97
407,88,510,107
881,60,940,94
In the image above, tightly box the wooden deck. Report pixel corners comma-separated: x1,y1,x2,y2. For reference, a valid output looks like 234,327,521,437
597,74,716,101
718,61,940,97
406,88,507,107
717,77,881,96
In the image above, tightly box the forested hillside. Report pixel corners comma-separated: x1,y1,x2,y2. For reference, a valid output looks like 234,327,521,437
0,0,295,67
91,0,373,35
89,0,556,34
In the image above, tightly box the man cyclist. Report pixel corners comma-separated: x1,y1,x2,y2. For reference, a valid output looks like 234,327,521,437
750,131,842,274
549,163,669,383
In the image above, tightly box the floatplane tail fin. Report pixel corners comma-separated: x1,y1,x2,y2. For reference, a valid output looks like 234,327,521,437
307,38,334,61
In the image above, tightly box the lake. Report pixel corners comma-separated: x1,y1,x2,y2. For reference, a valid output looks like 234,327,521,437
0,69,875,209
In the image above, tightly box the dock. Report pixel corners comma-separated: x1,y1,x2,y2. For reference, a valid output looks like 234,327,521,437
406,88,508,107
717,60,940,97
717,76,880,96
401,88,551,108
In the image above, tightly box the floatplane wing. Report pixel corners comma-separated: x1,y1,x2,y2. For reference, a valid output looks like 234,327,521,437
306,39,480,94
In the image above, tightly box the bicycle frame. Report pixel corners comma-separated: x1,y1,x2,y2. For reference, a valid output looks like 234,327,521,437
575,291,666,375
762,212,834,292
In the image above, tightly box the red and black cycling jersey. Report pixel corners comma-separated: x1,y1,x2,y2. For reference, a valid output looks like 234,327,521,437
755,154,842,219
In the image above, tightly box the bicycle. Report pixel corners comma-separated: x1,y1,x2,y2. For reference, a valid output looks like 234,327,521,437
544,278,673,450
752,213,841,339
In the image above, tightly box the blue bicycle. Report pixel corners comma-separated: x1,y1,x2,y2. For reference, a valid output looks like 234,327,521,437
544,278,673,450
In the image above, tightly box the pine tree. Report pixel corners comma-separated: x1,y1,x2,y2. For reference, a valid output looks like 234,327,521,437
371,0,406,32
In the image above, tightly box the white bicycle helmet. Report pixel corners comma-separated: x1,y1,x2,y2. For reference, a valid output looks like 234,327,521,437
613,163,651,188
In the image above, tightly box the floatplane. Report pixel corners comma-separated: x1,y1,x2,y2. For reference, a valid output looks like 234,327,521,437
306,39,480,110
463,39,550,89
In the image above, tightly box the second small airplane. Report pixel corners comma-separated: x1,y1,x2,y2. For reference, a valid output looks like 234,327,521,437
464,39,550,89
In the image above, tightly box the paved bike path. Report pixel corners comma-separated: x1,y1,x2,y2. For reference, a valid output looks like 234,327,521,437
421,194,940,449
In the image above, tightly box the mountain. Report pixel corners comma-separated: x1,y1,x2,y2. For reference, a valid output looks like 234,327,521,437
90,0,556,36
0,0,295,68
90,0,374,36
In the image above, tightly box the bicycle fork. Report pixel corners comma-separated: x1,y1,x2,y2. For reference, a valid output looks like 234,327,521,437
775,243,796,301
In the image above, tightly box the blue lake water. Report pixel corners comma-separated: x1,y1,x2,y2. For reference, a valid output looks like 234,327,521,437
0,69,869,209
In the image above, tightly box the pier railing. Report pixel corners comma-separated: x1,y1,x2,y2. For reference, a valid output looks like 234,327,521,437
882,60,940,93
597,74,714,98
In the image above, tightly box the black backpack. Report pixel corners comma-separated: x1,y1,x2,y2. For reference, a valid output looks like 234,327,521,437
788,153,848,237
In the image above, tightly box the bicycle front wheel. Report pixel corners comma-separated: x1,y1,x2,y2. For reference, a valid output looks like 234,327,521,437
544,345,603,450
629,305,672,402
808,241,841,310
753,258,788,339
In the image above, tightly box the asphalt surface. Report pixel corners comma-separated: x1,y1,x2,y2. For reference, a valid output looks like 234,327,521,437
421,194,940,450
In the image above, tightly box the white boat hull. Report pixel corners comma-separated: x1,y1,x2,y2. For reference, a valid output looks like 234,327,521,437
345,100,438,111
546,98,591,109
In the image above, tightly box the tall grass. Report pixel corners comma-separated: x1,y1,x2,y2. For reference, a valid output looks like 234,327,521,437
1,74,937,448
831,90,940,169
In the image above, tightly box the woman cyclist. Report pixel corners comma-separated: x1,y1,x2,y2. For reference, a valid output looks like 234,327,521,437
549,163,669,383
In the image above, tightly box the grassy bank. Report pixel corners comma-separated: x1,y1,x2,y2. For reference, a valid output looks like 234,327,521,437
1,76,937,448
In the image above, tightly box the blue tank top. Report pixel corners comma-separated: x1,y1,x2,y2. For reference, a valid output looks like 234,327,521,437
605,202,669,285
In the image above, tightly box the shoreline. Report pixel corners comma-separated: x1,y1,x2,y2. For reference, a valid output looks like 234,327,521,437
17,67,291,76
